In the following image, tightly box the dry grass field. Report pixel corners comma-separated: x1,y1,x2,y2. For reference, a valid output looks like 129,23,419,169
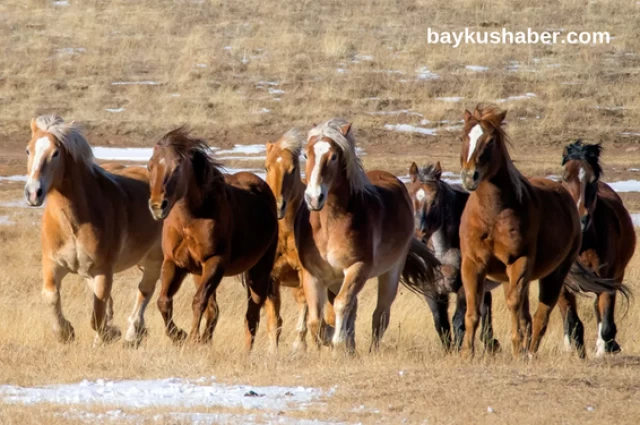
1,0,640,424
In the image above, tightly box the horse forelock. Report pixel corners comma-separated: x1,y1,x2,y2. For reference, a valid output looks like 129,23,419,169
307,118,373,196
34,115,95,172
278,127,305,159
416,164,440,183
562,140,603,181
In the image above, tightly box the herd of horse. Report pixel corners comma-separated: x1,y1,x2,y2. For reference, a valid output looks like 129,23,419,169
23,103,635,359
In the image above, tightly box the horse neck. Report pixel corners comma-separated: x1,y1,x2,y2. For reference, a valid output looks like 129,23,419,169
179,164,224,216
324,174,354,215
283,171,306,230
430,183,462,252
477,146,525,206
46,160,100,219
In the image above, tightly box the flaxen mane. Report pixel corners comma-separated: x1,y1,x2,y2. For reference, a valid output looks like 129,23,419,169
472,104,525,201
35,115,95,171
308,118,374,195
562,140,603,181
278,127,305,158
157,127,224,187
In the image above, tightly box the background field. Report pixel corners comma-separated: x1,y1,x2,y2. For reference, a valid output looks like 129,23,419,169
1,0,640,424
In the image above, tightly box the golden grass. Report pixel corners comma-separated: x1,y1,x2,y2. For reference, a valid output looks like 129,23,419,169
1,0,640,423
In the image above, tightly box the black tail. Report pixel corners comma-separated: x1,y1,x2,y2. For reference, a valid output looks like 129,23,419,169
565,261,632,306
400,238,442,300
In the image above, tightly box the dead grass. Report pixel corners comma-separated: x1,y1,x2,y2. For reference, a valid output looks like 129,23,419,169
1,0,640,423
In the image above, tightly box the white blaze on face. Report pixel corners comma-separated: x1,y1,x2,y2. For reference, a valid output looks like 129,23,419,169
467,124,484,162
28,136,53,182
416,188,426,202
577,167,587,209
305,141,331,200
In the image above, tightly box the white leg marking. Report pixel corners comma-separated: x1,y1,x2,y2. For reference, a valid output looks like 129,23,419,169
595,322,605,357
305,141,331,199
467,124,484,162
563,334,572,352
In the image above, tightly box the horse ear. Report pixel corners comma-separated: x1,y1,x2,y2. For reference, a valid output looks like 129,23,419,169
409,162,418,181
434,161,442,180
463,110,473,122
265,141,274,153
339,122,352,136
561,145,569,165
497,109,507,124
30,118,37,134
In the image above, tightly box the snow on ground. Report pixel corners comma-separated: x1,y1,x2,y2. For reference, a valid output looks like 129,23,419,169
105,107,125,113
0,175,27,182
435,97,463,102
631,214,640,228
465,65,489,72
383,124,437,136
368,110,424,117
92,147,154,161
607,180,640,192
216,145,265,156
0,216,14,225
111,81,161,86
496,93,537,102
416,67,439,80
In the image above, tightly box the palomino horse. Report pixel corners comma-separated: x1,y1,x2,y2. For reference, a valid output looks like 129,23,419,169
295,118,440,352
458,104,626,358
24,115,163,346
557,140,634,357
147,128,281,352
264,128,336,352
408,162,500,351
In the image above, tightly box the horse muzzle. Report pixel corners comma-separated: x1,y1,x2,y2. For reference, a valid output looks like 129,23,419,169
276,200,287,219
460,170,480,192
24,181,45,207
304,193,325,211
148,199,169,220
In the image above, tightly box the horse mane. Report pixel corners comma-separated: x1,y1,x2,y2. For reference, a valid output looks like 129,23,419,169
416,163,440,183
562,140,603,181
35,115,95,173
308,118,374,195
278,127,305,159
157,127,224,187
472,103,525,201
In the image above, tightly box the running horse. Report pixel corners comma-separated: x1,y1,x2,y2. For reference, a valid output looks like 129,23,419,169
147,128,281,352
557,140,634,357
24,115,163,346
457,104,626,358
264,129,336,352
295,118,441,353
408,162,500,351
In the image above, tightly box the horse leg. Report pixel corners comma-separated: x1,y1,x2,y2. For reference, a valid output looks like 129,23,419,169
301,269,327,349
452,288,466,351
518,293,532,352
124,258,161,347
504,257,531,358
291,285,308,353
427,293,452,351
333,261,370,354
460,255,486,358
42,262,73,343
480,289,500,353
156,260,189,343
595,291,620,357
262,278,282,355
320,289,337,345
91,272,121,344
189,257,224,344
529,262,571,356
346,297,358,352
245,248,280,353
370,265,401,353
556,288,586,358
202,293,220,344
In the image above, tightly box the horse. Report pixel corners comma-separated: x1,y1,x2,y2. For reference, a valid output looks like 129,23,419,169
146,128,281,352
457,104,626,358
294,118,441,353
24,115,163,346
264,128,336,352
556,140,635,357
408,161,500,352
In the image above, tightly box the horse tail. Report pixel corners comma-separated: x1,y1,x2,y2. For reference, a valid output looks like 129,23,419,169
400,238,441,299
565,261,632,314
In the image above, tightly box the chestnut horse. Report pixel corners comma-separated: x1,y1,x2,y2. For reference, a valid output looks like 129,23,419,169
557,140,634,357
147,128,280,352
264,129,336,352
458,104,626,358
408,161,500,351
24,115,163,346
295,118,441,353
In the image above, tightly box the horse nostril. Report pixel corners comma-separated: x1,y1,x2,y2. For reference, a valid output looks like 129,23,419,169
161,199,168,210
36,188,43,199
317,193,325,204
472,171,479,181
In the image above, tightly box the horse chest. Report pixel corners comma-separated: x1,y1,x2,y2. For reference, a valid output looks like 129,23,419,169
431,230,460,267
54,240,95,278
170,233,204,271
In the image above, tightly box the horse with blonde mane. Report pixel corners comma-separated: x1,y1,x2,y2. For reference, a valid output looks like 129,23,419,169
24,115,163,346
264,129,336,352
147,128,280,352
557,140,634,358
458,104,627,358
294,119,441,352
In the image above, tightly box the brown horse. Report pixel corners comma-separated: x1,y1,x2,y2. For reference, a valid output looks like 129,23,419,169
24,115,163,346
147,128,280,352
408,162,500,352
458,104,626,358
557,140,634,357
264,129,336,352
294,118,440,353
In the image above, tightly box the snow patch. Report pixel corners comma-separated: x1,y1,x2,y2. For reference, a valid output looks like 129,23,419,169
631,214,640,228
384,124,437,136
368,110,423,117
0,175,27,182
416,67,439,80
0,216,14,225
112,81,161,86
465,65,489,72
93,147,153,162
435,97,463,102
105,107,125,113
607,180,640,193
216,145,265,156
496,93,537,103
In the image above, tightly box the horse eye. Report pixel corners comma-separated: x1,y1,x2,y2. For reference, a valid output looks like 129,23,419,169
330,153,337,161
25,148,30,156
291,166,296,173
303,153,308,160
52,150,59,158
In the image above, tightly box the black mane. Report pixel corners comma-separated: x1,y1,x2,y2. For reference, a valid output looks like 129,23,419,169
562,140,603,180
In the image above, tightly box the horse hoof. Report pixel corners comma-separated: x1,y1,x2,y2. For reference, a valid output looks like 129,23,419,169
169,328,188,345
54,322,76,344
607,341,622,355
123,339,141,349
102,326,122,343
485,339,501,354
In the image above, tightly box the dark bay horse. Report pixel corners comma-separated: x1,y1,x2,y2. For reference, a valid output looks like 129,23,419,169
557,140,634,357
295,118,441,353
147,128,281,352
458,104,626,358
408,161,500,352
